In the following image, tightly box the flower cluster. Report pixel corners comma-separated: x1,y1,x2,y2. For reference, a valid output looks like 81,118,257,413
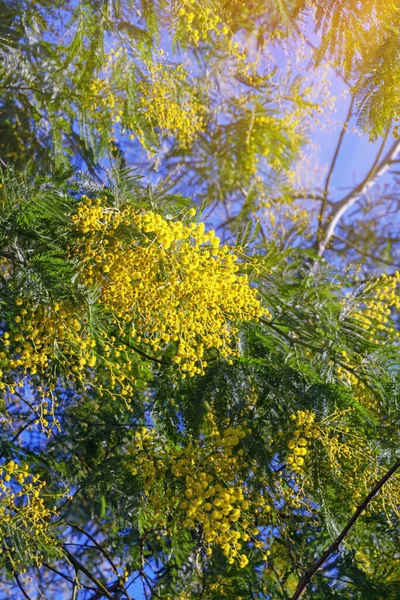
0,461,59,571
286,409,400,518
173,0,222,45
171,0,247,60
125,422,272,567
0,296,139,430
73,197,265,376
286,410,315,473
0,301,84,428
352,271,400,344
335,272,400,410
137,54,206,148
88,49,205,151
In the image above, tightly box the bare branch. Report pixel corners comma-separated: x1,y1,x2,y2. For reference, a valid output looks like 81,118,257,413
332,234,400,269
317,96,355,247
14,573,32,600
318,136,400,256
67,523,133,600
290,458,400,600
63,547,114,600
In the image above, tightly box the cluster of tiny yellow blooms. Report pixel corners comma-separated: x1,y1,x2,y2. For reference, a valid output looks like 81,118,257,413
0,300,72,428
171,0,245,59
286,410,314,474
259,200,311,243
287,410,400,518
353,383,382,414
165,594,191,600
287,409,362,481
172,0,222,46
335,357,381,415
335,272,400,408
335,349,359,389
0,297,139,430
72,197,266,376
137,55,206,149
0,254,12,279
125,422,272,568
208,583,245,599
0,461,59,570
351,272,400,344
88,49,205,151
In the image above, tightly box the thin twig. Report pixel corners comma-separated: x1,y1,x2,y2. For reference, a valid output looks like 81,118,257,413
14,573,31,600
11,417,37,442
332,233,400,269
63,547,114,600
71,569,78,600
271,563,290,600
290,458,400,599
124,340,166,365
67,523,133,600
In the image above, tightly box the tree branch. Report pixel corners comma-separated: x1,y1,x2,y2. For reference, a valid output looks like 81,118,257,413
317,95,355,247
317,134,399,256
63,547,114,600
67,523,132,600
14,573,32,600
332,233,400,269
290,458,400,600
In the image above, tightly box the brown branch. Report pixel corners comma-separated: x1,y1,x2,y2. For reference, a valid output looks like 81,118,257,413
67,523,132,600
290,458,400,600
124,340,166,365
43,562,97,594
318,133,399,256
14,573,32,600
63,547,114,600
11,417,37,442
332,233,400,269
317,95,355,247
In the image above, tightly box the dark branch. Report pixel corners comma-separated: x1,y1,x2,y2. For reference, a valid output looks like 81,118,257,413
63,547,114,600
332,233,400,269
14,573,32,600
290,458,400,600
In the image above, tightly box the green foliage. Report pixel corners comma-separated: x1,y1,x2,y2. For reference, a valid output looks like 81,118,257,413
295,0,400,138
0,1,400,599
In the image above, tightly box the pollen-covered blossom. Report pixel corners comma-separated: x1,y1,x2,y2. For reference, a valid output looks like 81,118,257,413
286,409,400,518
286,410,315,473
73,197,267,376
137,56,206,149
349,271,400,345
0,297,138,431
125,420,272,567
0,461,60,571
88,49,206,151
